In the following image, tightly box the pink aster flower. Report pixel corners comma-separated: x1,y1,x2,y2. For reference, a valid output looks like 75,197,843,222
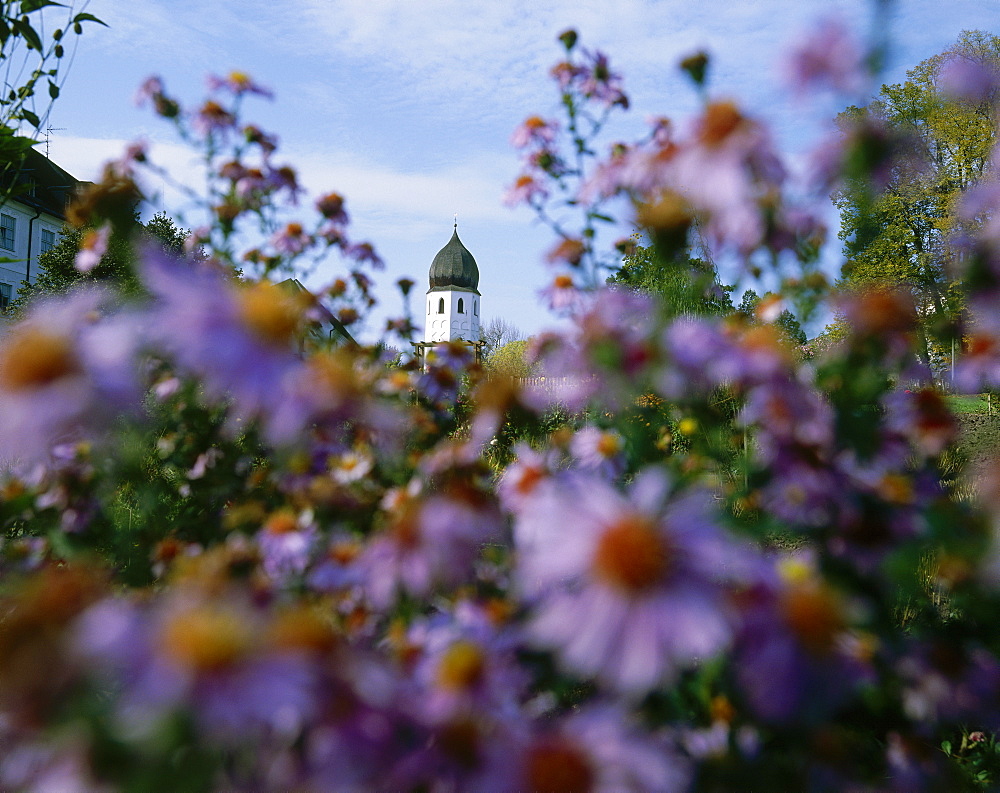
570,425,626,479
783,17,866,97
207,70,273,99
192,99,237,137
511,115,559,148
503,173,549,207
498,443,560,513
271,221,312,255
315,191,348,224
513,467,757,695
74,224,110,273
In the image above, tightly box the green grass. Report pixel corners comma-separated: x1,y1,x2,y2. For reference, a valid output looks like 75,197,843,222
947,394,996,415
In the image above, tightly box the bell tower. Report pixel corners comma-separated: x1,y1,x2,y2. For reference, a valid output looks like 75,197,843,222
424,221,481,344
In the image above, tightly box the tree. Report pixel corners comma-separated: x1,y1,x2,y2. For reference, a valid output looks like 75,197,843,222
479,317,523,360
737,288,807,346
835,31,999,358
484,338,536,379
12,211,188,310
608,240,734,319
0,3,106,202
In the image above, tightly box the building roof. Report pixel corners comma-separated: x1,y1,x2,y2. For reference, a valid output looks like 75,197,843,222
277,278,357,346
428,225,480,294
0,148,82,220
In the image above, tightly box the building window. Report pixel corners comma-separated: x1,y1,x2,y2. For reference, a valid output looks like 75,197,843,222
458,298,464,314
0,283,11,310
474,300,478,316
40,228,55,253
0,214,14,251
438,297,444,314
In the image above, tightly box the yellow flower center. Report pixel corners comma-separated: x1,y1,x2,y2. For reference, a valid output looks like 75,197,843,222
0,327,81,391
436,640,486,691
593,514,670,594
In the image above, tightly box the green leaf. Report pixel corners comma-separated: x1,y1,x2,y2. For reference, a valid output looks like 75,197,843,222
71,12,107,27
10,18,42,51
19,108,39,128
19,0,66,12
47,79,58,99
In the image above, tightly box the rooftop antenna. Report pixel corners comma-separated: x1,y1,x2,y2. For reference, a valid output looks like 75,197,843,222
44,126,66,159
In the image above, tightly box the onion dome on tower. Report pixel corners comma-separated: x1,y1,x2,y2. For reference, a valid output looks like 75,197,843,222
429,225,480,293
424,221,482,344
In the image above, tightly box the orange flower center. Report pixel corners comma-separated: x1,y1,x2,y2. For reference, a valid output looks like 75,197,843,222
596,432,621,458
0,327,81,391
237,281,303,346
514,463,545,496
781,584,845,655
698,100,745,146
525,738,595,793
264,510,298,535
160,607,252,672
592,514,670,593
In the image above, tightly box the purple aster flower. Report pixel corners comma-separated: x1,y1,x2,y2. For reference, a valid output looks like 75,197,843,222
402,603,526,727
938,54,1000,104
140,246,309,443
514,467,758,695
570,425,626,479
256,509,319,584
360,478,501,609
732,557,876,725
896,640,1000,726
512,705,690,793
0,289,140,467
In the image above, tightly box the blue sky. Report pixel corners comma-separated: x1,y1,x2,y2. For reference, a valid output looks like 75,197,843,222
37,0,999,341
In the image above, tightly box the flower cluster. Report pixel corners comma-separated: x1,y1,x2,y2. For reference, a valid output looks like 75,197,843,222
2,22,1000,793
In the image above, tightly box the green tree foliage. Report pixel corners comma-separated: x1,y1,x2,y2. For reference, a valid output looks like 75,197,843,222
0,2,105,200
607,240,734,319
737,288,807,345
835,30,999,355
12,211,188,309
485,338,536,380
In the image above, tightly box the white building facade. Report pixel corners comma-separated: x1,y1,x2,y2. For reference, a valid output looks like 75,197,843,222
0,151,80,309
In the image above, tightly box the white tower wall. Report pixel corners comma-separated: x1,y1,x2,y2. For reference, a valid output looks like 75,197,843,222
425,290,481,343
